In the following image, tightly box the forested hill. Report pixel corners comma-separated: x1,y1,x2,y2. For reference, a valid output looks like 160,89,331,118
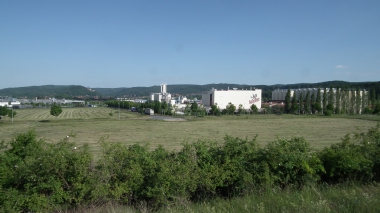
94,83,256,98
1,81,379,100
0,85,101,99
96,81,380,101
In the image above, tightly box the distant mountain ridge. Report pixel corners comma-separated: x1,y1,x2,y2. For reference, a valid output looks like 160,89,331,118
0,85,101,99
1,81,379,100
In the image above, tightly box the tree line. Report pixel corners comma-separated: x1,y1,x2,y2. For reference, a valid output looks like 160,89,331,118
105,100,259,116
281,87,380,115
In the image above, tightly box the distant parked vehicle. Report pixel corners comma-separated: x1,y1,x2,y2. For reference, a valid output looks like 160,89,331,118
145,108,154,115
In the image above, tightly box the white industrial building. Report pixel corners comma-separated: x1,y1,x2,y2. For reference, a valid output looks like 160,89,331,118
150,84,172,103
202,87,262,110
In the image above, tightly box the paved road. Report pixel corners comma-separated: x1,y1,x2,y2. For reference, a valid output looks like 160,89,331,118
149,115,186,122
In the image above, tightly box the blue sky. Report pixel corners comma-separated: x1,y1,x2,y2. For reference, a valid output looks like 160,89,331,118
1,0,379,89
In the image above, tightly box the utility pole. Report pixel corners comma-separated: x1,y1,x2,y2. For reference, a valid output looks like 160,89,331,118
118,101,120,120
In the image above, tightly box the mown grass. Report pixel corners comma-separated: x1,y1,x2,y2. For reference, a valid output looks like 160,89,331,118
1,107,379,155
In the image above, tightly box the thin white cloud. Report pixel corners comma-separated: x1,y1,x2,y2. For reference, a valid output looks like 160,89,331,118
335,65,348,69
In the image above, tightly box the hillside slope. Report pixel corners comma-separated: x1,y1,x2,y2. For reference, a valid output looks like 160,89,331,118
0,85,101,99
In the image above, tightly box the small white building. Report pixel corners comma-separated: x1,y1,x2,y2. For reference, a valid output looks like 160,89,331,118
0,102,8,107
201,87,262,110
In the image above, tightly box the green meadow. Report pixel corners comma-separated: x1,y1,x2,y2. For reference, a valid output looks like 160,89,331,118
1,107,379,155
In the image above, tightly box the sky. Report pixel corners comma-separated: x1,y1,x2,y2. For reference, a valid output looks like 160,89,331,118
1,0,379,89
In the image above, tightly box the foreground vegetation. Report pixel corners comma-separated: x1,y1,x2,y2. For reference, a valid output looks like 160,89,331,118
1,122,380,212
64,183,380,213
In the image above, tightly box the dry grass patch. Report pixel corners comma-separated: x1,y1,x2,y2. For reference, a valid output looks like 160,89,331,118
1,108,379,155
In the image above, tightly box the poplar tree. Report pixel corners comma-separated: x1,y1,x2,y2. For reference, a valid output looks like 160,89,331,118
304,91,310,114
362,89,367,113
315,88,322,114
291,92,298,114
311,93,315,114
323,88,327,113
299,92,303,114
285,89,291,114
327,86,334,111
335,87,341,114
356,88,361,114
342,87,348,114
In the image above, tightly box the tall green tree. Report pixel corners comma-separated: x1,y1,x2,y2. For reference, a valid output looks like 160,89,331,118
190,102,198,115
341,87,348,114
370,88,376,109
322,88,327,113
161,101,168,114
210,104,221,116
362,89,368,113
310,93,315,114
225,102,236,115
335,87,341,114
50,104,62,117
250,104,258,114
0,106,10,122
299,92,303,114
285,89,291,114
356,88,361,114
153,101,161,114
326,87,334,111
304,91,310,114
315,88,322,114
291,92,298,114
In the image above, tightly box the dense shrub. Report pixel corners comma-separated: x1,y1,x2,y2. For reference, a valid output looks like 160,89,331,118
256,137,324,188
190,136,259,199
324,110,332,116
319,134,374,183
0,130,93,212
352,123,380,181
317,124,380,184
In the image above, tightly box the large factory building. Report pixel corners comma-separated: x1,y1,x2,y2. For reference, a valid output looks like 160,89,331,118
150,84,171,103
202,87,262,109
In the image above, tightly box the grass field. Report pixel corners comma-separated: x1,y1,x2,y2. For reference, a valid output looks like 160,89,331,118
1,107,379,155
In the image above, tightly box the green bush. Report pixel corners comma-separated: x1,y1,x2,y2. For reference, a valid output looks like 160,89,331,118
318,134,373,183
256,137,324,188
0,130,93,212
324,110,332,116
352,123,380,181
